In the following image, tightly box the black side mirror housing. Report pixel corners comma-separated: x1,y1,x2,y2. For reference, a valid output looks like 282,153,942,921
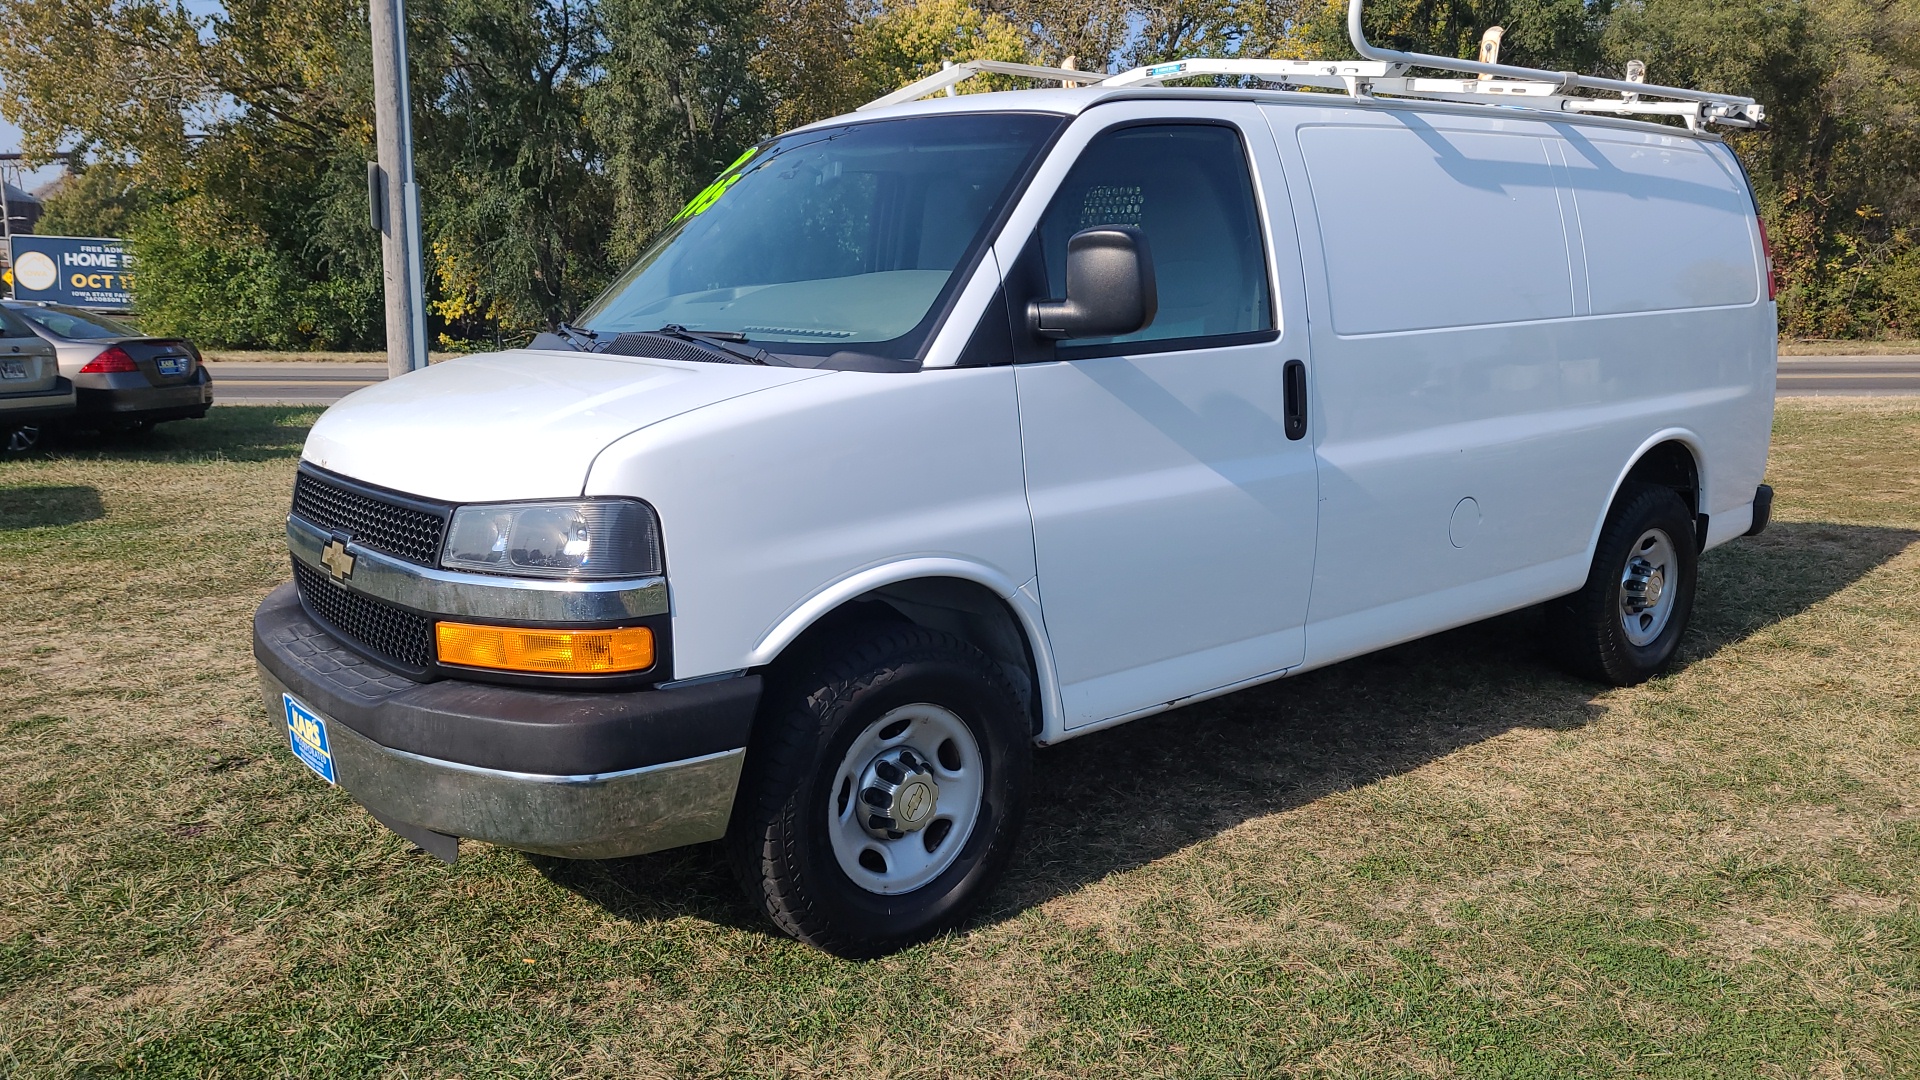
1027,227,1157,340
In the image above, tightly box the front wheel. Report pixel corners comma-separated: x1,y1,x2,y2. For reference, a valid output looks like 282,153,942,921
728,624,1030,956
1551,482,1699,685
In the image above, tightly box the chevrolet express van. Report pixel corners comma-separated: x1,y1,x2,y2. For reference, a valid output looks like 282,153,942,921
255,22,1776,954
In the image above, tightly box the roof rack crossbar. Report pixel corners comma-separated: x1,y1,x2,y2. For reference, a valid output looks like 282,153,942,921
856,0,1763,129
857,59,1110,111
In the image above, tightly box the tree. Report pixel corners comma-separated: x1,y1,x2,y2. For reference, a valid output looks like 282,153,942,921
854,0,1038,95
32,163,149,238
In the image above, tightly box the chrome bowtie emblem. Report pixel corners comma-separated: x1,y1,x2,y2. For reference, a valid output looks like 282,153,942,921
320,539,356,582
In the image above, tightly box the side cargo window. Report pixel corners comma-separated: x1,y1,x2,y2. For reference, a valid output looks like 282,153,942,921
1035,123,1273,355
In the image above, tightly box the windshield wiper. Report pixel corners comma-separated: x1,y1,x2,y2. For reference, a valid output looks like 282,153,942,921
655,324,771,365
555,322,602,351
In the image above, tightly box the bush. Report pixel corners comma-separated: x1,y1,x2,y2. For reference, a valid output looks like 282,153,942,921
130,210,381,350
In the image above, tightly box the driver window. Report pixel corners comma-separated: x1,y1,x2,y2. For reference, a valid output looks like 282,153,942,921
1036,123,1273,353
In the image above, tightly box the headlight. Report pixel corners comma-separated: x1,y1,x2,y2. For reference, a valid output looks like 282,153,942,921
441,499,662,579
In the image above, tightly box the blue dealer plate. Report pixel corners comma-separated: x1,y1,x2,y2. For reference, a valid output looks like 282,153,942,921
284,693,336,784
156,355,190,376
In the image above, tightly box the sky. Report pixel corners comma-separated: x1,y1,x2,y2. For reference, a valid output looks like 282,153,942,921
1,117,65,194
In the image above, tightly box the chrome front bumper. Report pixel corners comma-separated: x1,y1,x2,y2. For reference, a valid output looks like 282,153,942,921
260,665,744,859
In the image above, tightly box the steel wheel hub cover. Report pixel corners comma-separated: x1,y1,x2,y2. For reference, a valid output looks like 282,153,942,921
827,703,985,895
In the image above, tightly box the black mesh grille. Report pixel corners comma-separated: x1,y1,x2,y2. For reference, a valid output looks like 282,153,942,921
293,560,435,670
602,332,754,364
291,469,448,565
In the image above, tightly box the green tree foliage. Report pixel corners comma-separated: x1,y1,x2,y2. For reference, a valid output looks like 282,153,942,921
32,163,149,238
418,0,614,340
3,0,1915,343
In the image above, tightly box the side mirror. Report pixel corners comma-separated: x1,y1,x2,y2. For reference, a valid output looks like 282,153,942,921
1027,227,1157,340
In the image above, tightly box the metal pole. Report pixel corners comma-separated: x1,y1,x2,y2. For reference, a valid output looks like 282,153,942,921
369,0,428,377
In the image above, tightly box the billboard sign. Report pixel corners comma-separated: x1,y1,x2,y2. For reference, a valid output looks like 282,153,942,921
6,234,135,310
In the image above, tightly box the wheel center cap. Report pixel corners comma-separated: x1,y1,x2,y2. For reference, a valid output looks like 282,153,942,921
1643,570,1664,607
857,747,941,837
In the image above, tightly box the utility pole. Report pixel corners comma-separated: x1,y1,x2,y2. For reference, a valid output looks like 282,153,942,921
368,0,428,377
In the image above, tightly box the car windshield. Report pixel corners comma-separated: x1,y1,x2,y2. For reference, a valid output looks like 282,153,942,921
13,304,140,340
579,112,1062,360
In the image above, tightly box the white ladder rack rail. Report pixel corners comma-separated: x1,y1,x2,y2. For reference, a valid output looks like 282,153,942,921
859,0,1763,130
859,60,1113,111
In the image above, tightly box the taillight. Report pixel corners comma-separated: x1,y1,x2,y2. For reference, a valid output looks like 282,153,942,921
80,346,139,373
1757,216,1778,301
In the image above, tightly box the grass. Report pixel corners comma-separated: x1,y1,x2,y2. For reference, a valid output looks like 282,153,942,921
1,400,1917,1077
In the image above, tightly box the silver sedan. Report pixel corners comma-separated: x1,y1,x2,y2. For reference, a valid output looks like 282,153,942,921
1,301,213,433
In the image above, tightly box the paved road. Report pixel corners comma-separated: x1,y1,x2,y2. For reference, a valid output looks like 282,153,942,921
207,355,1920,406
1774,355,1920,396
205,362,387,406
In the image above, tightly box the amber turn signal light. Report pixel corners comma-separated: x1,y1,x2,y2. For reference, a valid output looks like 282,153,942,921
435,622,655,674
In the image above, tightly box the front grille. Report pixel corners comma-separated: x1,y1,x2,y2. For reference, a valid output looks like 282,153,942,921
294,560,435,670
291,468,449,565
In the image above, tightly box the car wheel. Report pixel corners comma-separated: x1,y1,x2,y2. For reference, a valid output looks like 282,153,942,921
1552,481,1699,686
4,425,41,454
728,623,1030,956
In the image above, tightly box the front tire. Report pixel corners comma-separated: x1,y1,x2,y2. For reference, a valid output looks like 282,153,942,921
728,624,1030,956
1552,482,1698,685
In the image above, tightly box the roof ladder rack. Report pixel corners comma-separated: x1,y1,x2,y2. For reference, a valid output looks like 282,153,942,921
859,0,1763,130
859,59,1113,111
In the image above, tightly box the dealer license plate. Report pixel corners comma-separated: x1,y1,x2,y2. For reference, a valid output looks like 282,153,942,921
284,693,337,784
0,359,25,380
156,355,189,376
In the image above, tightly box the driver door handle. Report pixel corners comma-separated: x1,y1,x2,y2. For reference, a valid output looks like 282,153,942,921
1283,359,1308,440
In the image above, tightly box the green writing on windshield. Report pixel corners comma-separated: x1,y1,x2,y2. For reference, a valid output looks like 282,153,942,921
671,146,759,224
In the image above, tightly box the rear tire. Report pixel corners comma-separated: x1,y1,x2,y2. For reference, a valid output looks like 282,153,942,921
728,624,1030,957
1552,482,1698,686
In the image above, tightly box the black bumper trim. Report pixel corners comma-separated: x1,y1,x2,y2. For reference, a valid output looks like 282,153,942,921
1744,484,1773,537
253,581,759,775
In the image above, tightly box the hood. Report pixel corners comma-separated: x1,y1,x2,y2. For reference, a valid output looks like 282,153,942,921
301,348,830,502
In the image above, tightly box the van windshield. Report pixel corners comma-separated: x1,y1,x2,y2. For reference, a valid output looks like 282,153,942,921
579,113,1062,361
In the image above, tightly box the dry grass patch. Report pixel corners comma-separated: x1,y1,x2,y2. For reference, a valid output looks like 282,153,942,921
1,399,1918,1077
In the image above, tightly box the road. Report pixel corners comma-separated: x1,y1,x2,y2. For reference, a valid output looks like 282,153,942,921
206,355,1920,406
205,362,387,406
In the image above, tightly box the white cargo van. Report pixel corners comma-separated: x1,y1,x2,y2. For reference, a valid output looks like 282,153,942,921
255,4,1777,954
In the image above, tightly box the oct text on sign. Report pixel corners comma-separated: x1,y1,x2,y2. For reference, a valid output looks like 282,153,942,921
7,235,135,310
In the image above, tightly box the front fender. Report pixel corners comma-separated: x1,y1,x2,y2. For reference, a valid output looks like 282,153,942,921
749,558,1062,739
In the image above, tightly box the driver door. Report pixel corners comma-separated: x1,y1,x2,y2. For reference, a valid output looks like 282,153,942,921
1006,105,1319,730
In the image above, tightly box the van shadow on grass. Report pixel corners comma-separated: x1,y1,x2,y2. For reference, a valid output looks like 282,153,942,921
0,485,104,529
534,520,1918,946
27,406,318,464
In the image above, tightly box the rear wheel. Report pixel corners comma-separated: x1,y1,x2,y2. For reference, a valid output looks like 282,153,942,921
1552,482,1698,685
728,624,1030,956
